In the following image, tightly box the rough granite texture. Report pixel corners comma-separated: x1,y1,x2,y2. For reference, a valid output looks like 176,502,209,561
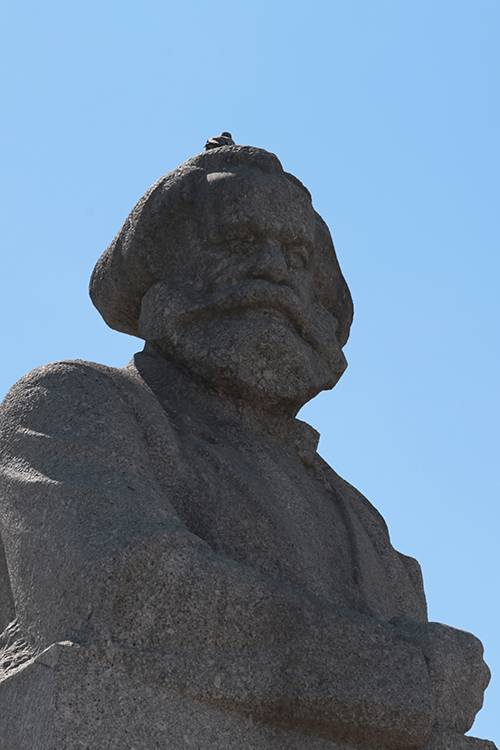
0,144,495,749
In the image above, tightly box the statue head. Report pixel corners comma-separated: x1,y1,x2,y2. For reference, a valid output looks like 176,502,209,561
90,146,353,416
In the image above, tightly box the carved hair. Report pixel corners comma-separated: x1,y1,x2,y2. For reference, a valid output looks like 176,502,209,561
90,146,353,347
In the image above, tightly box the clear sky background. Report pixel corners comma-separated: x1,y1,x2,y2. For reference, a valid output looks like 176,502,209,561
1,0,498,740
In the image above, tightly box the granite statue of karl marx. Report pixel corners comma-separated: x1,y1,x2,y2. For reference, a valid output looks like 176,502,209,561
0,143,495,750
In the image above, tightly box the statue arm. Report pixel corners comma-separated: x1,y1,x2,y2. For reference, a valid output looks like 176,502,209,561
322,467,492,743
391,617,491,741
0,362,437,747
105,541,437,748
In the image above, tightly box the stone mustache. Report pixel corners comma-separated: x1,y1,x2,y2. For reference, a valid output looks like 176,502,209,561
0,144,495,750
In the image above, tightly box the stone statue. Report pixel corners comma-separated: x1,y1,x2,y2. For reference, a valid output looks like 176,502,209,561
0,143,495,750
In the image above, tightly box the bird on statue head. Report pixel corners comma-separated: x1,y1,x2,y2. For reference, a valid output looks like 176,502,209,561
204,132,235,150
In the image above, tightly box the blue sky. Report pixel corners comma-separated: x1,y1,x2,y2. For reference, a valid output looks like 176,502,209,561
1,0,499,740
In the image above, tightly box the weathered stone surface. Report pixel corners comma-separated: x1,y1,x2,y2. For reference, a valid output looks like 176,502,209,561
0,144,495,748
420,725,498,750
1,641,493,750
0,641,418,750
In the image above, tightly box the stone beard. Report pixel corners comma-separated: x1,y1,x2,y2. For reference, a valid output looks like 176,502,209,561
138,167,348,415
0,144,495,750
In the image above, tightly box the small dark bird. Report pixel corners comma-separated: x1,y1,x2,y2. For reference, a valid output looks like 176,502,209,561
204,132,235,150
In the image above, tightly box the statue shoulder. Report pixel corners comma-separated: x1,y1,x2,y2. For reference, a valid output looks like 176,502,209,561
0,357,177,452
0,357,182,480
0,359,129,428
2,357,122,393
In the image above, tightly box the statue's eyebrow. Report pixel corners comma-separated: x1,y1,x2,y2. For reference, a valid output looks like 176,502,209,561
208,221,314,251
207,220,262,243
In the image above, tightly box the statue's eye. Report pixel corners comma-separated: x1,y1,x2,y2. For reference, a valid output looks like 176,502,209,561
222,232,257,255
285,244,309,270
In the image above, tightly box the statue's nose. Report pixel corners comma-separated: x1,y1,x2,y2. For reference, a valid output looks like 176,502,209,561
252,240,289,284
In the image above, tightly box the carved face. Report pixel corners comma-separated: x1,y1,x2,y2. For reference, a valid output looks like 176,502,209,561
138,167,347,415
